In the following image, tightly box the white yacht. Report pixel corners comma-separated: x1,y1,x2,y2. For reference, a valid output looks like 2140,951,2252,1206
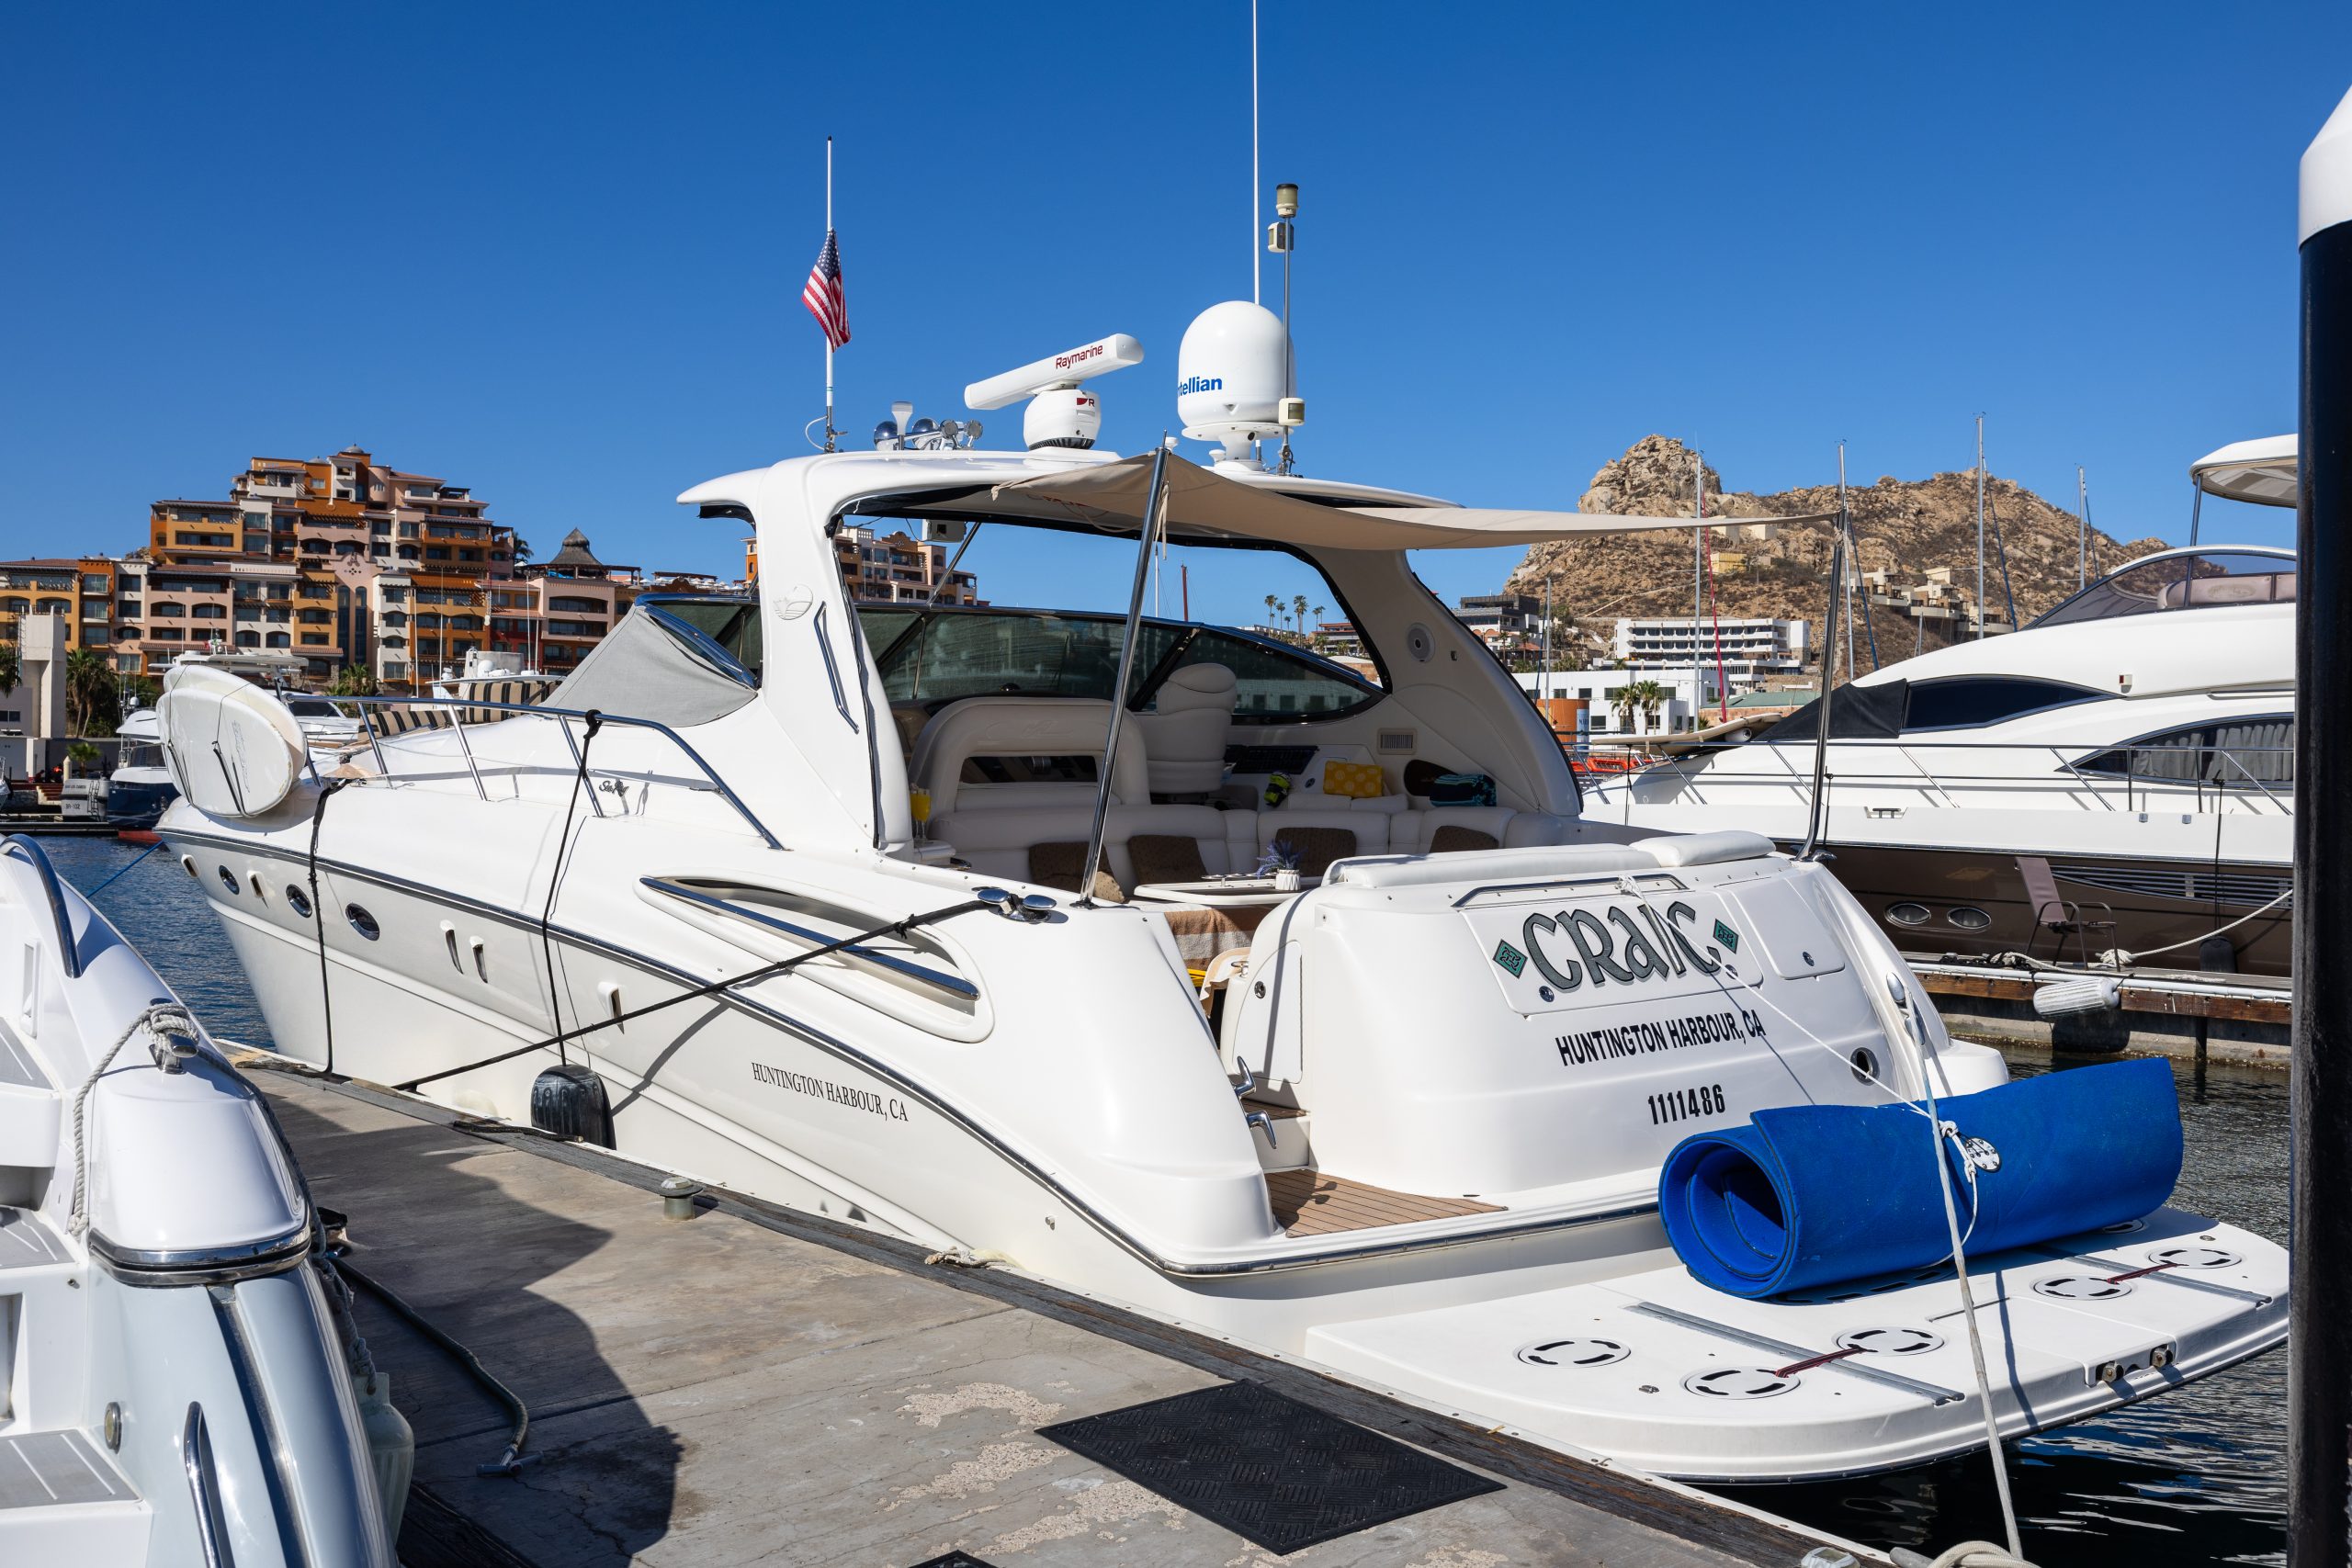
0,833,397,1562
107,707,178,827
1585,438,2297,975
150,321,2283,1483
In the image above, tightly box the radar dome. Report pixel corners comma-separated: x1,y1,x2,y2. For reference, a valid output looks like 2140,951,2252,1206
1023,387,1102,450
1177,300,1289,462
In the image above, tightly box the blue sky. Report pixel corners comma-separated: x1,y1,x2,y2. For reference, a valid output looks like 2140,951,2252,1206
3,2,2344,629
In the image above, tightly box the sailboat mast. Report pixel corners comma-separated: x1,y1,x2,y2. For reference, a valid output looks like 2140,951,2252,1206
2077,466,2090,588
1974,415,1986,640
1692,452,1704,729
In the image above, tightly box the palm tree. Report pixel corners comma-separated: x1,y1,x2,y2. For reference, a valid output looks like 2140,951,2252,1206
1263,593,1279,630
1623,678,1669,735
1292,594,1309,637
327,665,379,697
65,648,119,736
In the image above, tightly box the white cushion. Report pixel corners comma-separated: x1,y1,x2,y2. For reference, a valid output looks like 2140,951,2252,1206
1134,661,1238,795
910,696,1151,815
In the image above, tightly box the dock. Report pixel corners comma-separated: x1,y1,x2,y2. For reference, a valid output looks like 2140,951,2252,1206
1910,957,2290,1066
241,1059,1867,1568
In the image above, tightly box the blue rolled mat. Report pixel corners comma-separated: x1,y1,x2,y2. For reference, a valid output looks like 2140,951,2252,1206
1657,1058,2183,1299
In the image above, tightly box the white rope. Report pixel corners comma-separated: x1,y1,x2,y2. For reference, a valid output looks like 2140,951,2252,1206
1894,982,2026,1562
1611,875,1938,1120
67,1000,198,1239
1610,874,2034,1561
1901,1543,2038,1568
2105,885,2291,965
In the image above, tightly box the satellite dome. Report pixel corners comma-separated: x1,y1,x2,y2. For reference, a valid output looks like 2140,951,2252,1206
1177,300,1289,462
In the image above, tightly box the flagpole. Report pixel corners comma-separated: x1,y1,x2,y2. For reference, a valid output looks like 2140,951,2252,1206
823,137,837,452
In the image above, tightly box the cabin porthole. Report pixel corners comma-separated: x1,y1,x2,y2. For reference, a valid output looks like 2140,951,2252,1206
286,886,313,919
1947,906,1993,931
217,865,240,895
1885,902,1930,927
1849,1046,1879,1084
345,905,381,941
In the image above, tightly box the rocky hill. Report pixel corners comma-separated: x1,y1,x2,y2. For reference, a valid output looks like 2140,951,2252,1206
1507,435,2168,672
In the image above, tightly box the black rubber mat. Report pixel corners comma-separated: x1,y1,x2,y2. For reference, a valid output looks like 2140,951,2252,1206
1036,1380,1503,1552
908,1554,996,1568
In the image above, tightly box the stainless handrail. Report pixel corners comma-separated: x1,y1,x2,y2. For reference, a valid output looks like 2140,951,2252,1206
642,876,978,999
328,694,783,851
4,834,82,978
182,1403,239,1568
1592,737,2296,818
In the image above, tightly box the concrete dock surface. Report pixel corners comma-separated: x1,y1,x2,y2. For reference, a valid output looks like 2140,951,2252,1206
247,1062,1862,1568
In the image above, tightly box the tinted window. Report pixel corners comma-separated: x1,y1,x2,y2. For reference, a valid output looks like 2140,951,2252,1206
2075,716,2294,786
2033,550,2296,628
872,611,1181,705
1161,631,1382,722
651,598,762,678
1901,678,2099,732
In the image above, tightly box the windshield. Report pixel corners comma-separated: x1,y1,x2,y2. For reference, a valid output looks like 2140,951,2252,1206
861,606,1383,723
2031,549,2295,629
116,743,164,770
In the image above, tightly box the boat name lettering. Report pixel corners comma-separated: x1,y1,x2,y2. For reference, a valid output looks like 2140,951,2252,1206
1555,1008,1764,1068
1517,898,1726,994
750,1061,910,1121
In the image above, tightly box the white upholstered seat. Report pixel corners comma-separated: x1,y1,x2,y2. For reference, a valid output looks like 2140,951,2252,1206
1134,662,1238,795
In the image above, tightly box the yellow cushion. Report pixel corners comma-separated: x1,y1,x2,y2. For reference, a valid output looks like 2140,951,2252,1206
1321,760,1386,799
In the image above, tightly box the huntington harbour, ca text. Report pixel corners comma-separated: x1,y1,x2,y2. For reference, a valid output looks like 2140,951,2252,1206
1555,1007,1766,1068
751,1061,911,1121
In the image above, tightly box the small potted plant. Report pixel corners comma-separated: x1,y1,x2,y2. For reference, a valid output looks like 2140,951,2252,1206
1259,840,1303,893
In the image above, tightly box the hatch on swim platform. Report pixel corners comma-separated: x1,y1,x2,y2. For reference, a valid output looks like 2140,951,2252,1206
153,662,310,818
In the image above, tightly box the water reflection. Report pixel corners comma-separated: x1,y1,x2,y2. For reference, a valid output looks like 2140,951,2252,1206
45,839,2290,1564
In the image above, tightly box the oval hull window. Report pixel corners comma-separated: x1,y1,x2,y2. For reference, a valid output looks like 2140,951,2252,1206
1948,906,1993,931
1885,902,1931,927
286,886,313,919
346,905,381,941
217,865,240,894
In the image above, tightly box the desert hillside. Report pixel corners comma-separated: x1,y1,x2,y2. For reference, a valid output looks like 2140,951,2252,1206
1507,435,2167,669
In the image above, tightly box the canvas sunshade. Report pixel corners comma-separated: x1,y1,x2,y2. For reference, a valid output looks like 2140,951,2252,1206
984,451,1836,550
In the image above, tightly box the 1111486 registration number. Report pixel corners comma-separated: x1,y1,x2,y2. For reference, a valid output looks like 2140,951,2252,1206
1648,1083,1728,1126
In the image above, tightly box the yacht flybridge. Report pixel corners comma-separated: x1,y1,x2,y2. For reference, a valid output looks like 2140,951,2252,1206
1586,437,2298,976
152,326,2282,1483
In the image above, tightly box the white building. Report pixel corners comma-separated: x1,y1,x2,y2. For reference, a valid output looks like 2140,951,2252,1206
1520,668,1715,739
1611,615,1810,691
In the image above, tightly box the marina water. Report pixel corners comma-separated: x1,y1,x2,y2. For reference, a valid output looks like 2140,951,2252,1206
55,836,2287,1564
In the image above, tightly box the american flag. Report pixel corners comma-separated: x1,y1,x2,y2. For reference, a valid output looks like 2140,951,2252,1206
802,228,849,351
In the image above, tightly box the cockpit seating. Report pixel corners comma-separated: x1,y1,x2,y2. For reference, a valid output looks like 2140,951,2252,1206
1134,661,1238,797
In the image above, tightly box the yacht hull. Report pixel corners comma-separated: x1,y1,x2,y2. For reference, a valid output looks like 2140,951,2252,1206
189,830,1689,1352
167,808,2288,1484
1815,838,2291,976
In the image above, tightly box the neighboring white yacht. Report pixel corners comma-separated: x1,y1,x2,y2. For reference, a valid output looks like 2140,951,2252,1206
107,708,178,828
150,324,2283,1482
1585,439,2297,976
0,833,397,1562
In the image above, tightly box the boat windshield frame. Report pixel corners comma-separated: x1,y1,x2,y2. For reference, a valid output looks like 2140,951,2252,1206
2028,544,2297,630
858,600,1387,725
